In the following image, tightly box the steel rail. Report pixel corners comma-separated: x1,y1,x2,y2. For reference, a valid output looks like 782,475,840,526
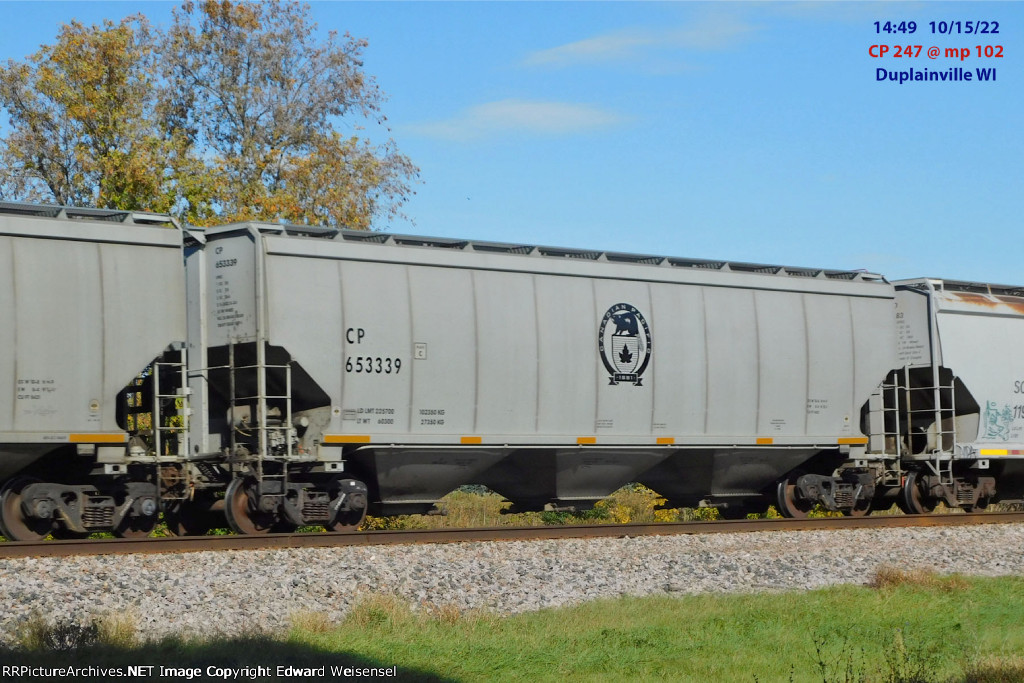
1,511,1022,560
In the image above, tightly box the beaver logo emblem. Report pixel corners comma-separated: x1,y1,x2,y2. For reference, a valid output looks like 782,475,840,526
598,303,652,386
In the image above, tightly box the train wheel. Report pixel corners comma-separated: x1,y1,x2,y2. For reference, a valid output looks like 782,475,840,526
962,500,988,513
963,491,991,513
0,477,54,541
325,508,367,532
776,474,813,519
844,498,873,517
224,478,276,534
325,478,369,532
164,497,219,536
901,471,936,515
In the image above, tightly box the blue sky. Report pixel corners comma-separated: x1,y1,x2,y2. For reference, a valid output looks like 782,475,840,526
2,2,1021,284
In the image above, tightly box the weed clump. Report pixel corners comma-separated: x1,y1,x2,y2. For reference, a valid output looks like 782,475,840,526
344,594,415,630
16,611,138,652
357,483,694,530
288,610,333,634
963,655,1024,682
330,594,487,632
95,611,140,648
20,617,98,651
423,602,462,625
870,566,969,592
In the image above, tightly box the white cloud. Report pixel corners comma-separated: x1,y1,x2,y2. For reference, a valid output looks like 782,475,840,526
523,15,758,68
525,29,659,67
404,99,626,141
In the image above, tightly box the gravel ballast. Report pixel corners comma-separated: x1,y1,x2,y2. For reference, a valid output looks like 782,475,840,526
1,523,1022,643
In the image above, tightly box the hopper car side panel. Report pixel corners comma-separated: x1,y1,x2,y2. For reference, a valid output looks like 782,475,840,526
338,260,413,432
590,277,651,435
753,289,807,437
806,294,856,436
2,236,102,434
473,271,539,434
648,283,706,435
0,220,185,441
232,228,898,447
934,302,1024,447
703,287,758,436
0,205,189,539
256,246,895,446
408,267,478,435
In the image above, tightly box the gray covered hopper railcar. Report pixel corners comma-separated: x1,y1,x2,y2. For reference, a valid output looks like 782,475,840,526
0,203,188,539
7,201,1023,539
188,222,898,529
868,278,1024,513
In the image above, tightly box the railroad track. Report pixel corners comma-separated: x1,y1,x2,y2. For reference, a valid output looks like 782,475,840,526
2,511,1023,559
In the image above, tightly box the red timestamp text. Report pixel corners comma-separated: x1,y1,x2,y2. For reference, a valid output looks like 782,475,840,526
869,45,922,58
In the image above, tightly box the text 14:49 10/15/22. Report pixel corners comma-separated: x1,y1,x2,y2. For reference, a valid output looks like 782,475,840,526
874,21,1000,34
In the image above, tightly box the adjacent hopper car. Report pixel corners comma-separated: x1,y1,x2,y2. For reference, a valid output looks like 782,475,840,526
1,201,1022,539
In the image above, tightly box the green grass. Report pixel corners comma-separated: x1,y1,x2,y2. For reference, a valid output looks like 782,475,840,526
6,571,1024,682
290,572,1024,682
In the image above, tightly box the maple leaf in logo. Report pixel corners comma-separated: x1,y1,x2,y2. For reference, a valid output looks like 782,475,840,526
618,344,633,365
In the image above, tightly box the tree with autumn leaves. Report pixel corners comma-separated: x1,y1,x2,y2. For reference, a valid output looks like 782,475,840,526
0,1,417,229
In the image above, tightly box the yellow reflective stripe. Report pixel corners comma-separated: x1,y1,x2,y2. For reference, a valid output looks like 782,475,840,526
577,437,596,445
980,449,1009,456
323,435,371,444
657,437,675,445
69,433,126,443
461,436,482,445
756,437,774,445
838,437,869,445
